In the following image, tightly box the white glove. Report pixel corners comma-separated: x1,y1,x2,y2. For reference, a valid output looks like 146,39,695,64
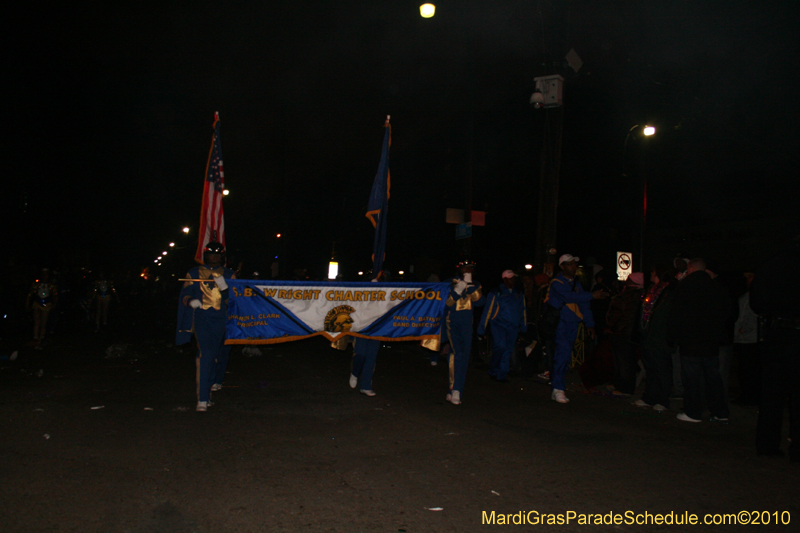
454,280,468,295
189,299,202,309
213,275,228,291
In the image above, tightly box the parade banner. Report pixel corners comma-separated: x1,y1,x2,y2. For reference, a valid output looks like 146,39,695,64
225,279,451,345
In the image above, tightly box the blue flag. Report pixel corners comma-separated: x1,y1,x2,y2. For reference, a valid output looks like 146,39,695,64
366,116,391,277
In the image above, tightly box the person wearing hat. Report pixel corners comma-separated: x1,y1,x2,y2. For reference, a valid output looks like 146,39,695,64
443,261,485,405
606,271,645,396
545,254,608,403
477,270,527,382
176,241,237,412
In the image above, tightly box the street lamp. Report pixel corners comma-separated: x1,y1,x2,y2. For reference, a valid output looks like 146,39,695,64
419,4,435,18
623,124,656,271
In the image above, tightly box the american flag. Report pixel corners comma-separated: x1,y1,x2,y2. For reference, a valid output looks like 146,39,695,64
194,112,226,263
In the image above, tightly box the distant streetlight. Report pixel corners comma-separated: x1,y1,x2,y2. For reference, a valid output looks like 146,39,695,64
169,242,175,247
643,125,656,136
398,270,405,275
420,4,435,18
162,251,167,256
525,264,533,270
328,261,339,280
222,189,230,196
182,227,190,234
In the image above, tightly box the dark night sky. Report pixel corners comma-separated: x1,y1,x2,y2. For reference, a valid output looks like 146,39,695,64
8,0,799,278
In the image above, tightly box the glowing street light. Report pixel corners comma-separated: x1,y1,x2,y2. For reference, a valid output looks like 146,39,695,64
162,251,167,256
182,227,190,234
623,124,657,270
222,189,230,196
420,3,435,18
525,264,533,270
169,242,175,247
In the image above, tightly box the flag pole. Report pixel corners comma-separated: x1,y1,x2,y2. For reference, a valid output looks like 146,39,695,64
366,116,391,278
194,112,226,263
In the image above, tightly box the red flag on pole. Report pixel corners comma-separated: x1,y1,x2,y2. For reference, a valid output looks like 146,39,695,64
194,112,226,263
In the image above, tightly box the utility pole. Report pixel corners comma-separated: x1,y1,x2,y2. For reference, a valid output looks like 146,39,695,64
531,75,565,276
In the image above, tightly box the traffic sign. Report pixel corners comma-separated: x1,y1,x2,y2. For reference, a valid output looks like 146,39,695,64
616,251,633,280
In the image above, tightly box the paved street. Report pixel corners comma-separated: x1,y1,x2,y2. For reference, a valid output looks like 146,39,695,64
1,305,797,532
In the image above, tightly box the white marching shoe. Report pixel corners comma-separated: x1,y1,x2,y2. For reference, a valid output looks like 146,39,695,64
551,389,569,404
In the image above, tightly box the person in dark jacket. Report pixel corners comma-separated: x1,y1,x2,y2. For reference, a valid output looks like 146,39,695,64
634,263,676,411
606,272,644,395
749,240,800,461
667,258,730,423
590,269,613,342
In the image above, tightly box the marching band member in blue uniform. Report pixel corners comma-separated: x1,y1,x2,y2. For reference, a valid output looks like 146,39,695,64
176,242,236,412
545,254,607,403
478,270,527,382
444,261,485,405
349,278,380,397
350,338,379,397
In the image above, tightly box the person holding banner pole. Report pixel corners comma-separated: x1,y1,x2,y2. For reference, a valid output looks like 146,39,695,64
350,338,379,397
445,261,485,405
348,277,381,397
176,242,236,412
